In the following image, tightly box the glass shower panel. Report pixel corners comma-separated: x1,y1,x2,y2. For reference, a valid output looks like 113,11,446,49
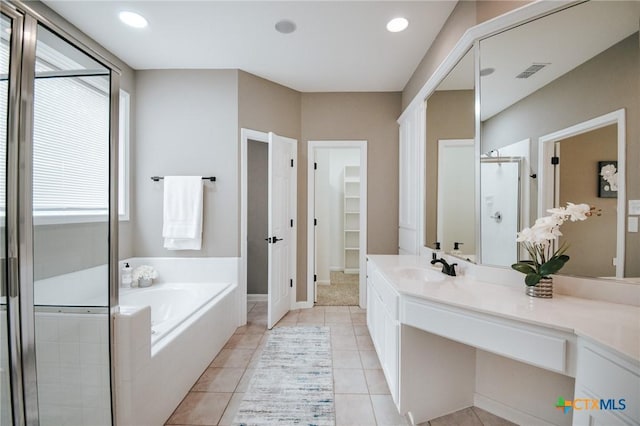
0,14,13,426
32,24,111,426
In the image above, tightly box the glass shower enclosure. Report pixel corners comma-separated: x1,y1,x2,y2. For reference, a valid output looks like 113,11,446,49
1,2,120,424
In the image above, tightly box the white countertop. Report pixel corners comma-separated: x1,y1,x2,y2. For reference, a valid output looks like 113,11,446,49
368,255,640,363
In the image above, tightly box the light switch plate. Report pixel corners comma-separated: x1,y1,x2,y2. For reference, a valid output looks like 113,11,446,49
629,216,639,233
629,200,640,215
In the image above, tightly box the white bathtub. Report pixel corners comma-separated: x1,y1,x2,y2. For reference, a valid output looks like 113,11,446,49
120,282,230,346
115,257,239,426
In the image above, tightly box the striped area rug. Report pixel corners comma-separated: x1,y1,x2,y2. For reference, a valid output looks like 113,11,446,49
233,326,335,426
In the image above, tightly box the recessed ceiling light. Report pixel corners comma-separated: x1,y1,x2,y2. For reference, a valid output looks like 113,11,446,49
480,67,495,77
386,17,408,33
119,11,148,29
275,19,297,34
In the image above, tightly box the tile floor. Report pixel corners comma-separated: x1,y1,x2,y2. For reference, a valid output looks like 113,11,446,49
165,302,515,426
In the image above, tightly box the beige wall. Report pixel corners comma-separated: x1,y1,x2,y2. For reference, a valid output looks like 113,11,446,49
247,141,268,294
133,69,239,257
402,0,530,110
25,1,136,279
425,90,475,249
559,125,617,278
300,92,402,301
481,34,639,277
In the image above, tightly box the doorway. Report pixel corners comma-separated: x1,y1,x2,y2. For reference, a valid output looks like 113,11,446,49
538,109,626,278
240,129,297,329
307,141,367,308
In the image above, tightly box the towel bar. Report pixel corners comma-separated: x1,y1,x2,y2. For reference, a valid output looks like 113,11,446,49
150,176,216,182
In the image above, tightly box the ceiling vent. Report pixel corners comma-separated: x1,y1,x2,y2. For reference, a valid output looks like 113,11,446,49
516,63,549,79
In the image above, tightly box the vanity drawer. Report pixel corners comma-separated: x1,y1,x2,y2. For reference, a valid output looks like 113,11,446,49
372,271,399,319
402,298,567,373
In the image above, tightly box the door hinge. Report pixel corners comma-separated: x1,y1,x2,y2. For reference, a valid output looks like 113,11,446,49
551,156,559,165
290,279,293,288
314,274,317,282
290,158,294,167
314,218,317,226
290,219,294,227
314,162,317,170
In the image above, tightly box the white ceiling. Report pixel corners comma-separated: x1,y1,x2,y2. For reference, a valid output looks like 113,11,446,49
42,1,458,92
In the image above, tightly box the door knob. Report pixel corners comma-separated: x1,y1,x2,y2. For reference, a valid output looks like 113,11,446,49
272,236,283,243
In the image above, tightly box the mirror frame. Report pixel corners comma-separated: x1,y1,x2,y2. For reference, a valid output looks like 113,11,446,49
410,1,637,284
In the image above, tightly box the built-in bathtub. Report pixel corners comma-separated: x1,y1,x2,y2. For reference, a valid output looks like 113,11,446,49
120,281,231,347
115,257,239,426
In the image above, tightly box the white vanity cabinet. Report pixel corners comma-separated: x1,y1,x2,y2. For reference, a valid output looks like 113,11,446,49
366,259,400,404
573,339,640,426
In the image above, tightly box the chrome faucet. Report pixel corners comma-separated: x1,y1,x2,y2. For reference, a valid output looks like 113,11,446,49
431,258,457,276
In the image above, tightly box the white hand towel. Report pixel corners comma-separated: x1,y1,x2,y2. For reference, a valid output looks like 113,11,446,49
162,176,203,250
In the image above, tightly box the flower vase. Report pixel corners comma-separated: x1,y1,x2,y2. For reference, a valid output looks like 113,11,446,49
139,278,153,288
526,277,553,298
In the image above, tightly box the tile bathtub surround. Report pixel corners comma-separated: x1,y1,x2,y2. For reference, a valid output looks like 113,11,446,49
165,302,409,426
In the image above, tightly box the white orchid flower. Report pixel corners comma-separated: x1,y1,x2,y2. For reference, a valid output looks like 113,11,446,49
564,202,591,221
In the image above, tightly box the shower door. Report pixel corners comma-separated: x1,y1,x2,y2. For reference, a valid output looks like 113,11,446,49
0,2,119,423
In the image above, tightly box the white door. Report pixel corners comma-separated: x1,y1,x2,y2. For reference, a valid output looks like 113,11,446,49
267,132,296,329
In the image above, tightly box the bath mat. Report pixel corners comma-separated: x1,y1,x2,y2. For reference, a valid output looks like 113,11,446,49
233,326,335,426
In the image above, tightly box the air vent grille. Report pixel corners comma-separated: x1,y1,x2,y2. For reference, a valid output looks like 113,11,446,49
516,63,549,79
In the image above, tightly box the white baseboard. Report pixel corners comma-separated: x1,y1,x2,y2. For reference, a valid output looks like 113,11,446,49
247,294,267,302
330,266,344,272
318,280,330,286
293,301,314,310
474,393,556,426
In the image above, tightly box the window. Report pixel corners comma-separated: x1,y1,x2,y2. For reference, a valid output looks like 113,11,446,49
0,28,129,225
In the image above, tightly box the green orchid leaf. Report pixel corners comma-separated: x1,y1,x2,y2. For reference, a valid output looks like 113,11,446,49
511,263,537,275
525,273,542,286
539,256,569,276
519,260,536,265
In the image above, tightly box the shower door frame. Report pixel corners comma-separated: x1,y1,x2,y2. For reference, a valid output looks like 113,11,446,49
2,1,122,423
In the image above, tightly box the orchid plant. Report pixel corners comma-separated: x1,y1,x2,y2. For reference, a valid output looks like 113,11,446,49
512,202,600,286
132,265,158,281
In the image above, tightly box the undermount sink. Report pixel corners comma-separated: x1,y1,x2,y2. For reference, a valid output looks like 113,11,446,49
392,266,446,282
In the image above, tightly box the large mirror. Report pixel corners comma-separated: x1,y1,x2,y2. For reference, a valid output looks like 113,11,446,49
479,0,639,281
424,48,476,261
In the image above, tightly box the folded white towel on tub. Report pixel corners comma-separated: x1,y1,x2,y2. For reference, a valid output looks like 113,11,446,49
162,176,203,250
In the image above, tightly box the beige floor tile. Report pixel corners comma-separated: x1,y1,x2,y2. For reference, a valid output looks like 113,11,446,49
349,306,366,313
325,306,351,313
326,312,353,324
247,347,264,368
297,319,325,326
224,333,263,349
246,303,257,312
166,392,231,425
333,368,369,394
191,367,244,392
371,394,408,426
329,324,355,336
311,306,326,313
335,394,377,426
359,350,382,370
332,350,363,369
364,369,390,394
353,325,370,336
210,348,254,368
235,369,255,392
331,333,359,350
472,407,517,426
218,392,245,426
351,312,366,324
430,407,482,426
243,322,268,334
356,334,374,350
